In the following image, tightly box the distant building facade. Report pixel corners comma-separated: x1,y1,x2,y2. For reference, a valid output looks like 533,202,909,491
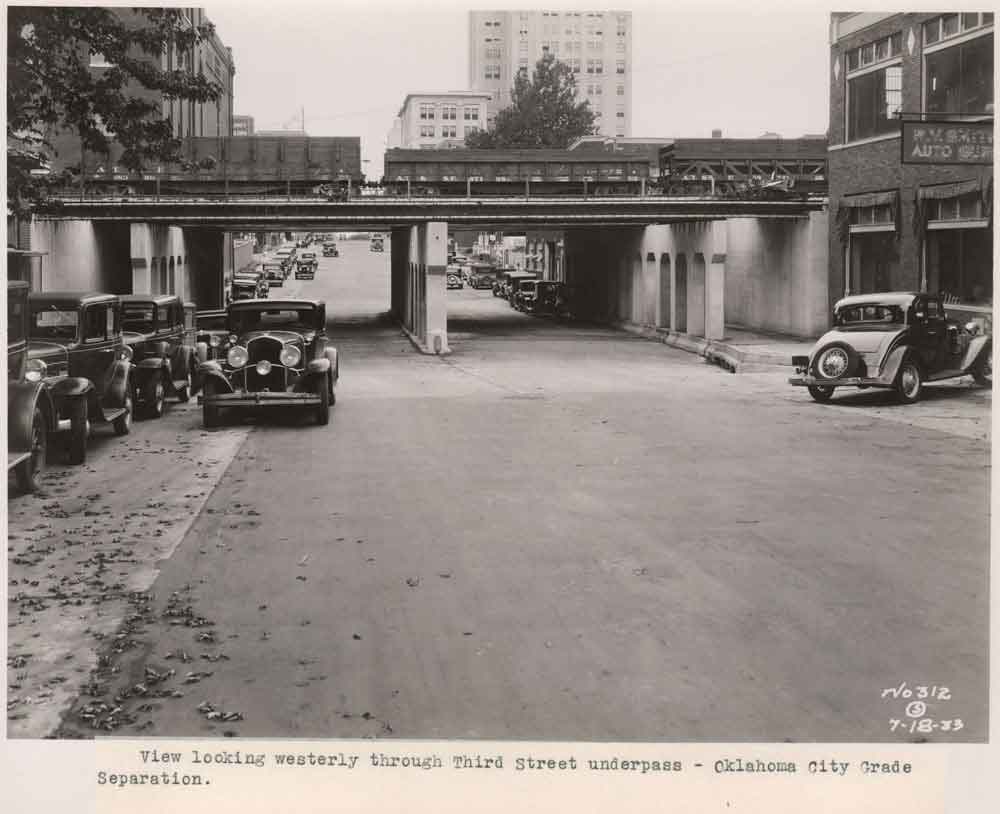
828,12,993,320
254,129,309,138
388,92,492,149
232,115,254,136
468,9,632,137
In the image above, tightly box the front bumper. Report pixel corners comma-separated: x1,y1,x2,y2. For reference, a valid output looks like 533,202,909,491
200,391,321,408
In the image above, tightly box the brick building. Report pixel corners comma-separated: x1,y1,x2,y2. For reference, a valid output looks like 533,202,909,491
828,12,993,323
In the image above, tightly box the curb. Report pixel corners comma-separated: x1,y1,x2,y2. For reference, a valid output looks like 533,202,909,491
398,320,452,356
616,322,804,374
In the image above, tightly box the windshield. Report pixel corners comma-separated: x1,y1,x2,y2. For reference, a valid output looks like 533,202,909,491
835,304,906,328
122,304,155,332
8,294,27,344
31,307,79,340
230,308,318,333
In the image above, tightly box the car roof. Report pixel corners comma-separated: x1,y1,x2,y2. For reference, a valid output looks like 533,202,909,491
29,291,119,307
835,292,921,310
121,293,180,306
229,299,324,310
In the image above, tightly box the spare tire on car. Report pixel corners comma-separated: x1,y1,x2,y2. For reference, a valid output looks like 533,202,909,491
811,341,859,381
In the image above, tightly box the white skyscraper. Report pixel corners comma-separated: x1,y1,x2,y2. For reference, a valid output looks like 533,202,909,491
468,9,632,137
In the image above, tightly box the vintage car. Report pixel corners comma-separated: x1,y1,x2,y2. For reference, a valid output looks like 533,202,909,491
262,262,285,288
514,279,541,312
121,295,199,418
195,309,230,362
26,291,135,460
467,262,496,290
199,299,339,427
296,252,318,279
446,270,464,290
8,281,60,490
790,292,992,404
322,242,339,258
274,248,296,274
508,274,541,308
370,237,384,252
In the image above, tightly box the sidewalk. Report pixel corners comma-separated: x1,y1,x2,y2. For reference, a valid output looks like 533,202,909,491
620,322,818,373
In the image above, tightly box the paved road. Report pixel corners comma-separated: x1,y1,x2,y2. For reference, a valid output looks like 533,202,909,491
7,239,990,742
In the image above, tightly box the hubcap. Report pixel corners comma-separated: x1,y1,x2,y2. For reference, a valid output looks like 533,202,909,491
155,382,165,409
124,395,133,427
901,366,919,397
31,420,45,472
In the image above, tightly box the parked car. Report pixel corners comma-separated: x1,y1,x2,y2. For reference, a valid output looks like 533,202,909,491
322,242,340,258
370,237,384,252
195,309,231,362
274,247,296,274
790,292,992,404
26,291,135,458
199,299,339,427
121,295,199,418
446,269,464,290
8,281,59,490
262,262,285,288
514,279,541,311
508,273,541,308
296,252,318,279
468,263,496,290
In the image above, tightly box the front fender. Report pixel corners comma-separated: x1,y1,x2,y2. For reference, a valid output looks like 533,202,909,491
8,382,56,451
323,348,339,382
961,336,991,371
199,364,235,395
306,357,331,375
196,341,209,364
49,376,95,402
100,360,133,415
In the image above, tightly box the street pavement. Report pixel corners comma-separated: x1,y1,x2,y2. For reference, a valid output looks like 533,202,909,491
6,239,991,742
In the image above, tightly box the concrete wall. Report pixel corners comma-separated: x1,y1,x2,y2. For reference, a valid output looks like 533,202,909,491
29,220,131,293
391,222,448,354
566,215,829,339
724,212,829,337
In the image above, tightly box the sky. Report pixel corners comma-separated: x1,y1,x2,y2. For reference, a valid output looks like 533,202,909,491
206,0,834,179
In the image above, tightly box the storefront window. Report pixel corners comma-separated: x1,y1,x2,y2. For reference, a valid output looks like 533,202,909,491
847,66,902,141
926,227,992,305
925,33,994,116
850,232,899,293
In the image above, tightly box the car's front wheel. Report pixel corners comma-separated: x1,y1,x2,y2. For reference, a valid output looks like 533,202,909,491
142,373,165,419
315,376,330,425
16,408,48,493
896,359,923,403
807,385,834,403
113,387,133,435
973,348,992,387
67,399,88,464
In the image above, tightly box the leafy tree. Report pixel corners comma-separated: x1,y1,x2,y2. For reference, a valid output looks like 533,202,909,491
7,7,223,214
465,54,597,149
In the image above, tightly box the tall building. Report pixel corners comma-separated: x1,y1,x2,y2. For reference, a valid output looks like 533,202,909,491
828,12,993,320
387,92,492,149
468,9,632,137
233,115,255,136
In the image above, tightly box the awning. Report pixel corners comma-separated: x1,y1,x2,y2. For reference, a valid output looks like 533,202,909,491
840,189,898,208
917,178,981,200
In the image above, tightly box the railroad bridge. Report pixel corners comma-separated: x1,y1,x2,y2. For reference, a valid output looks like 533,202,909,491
29,193,829,352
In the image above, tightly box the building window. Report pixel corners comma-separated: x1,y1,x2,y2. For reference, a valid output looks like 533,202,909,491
442,105,457,121
586,59,595,74
485,64,501,80
519,40,528,52
463,106,479,121
616,84,625,96
420,125,435,138
924,12,992,45
845,32,902,71
442,125,457,138
485,46,501,58
595,59,603,74
616,60,625,74
419,104,435,120
847,65,902,141
925,33,994,116
570,58,581,73
616,110,625,119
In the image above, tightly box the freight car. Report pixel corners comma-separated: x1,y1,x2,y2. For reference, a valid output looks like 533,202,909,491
75,136,363,197
383,148,655,196
659,137,828,197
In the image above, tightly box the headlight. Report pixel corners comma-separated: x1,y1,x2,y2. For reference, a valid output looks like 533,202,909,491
965,320,982,336
25,358,47,382
229,334,239,345
209,334,222,347
119,345,133,361
817,347,849,379
279,345,302,367
255,360,272,375
227,346,249,368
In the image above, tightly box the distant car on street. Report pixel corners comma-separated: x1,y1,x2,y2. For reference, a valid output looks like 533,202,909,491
199,299,339,427
790,292,992,404
296,252,318,279
262,262,285,288
447,272,464,290
322,242,339,258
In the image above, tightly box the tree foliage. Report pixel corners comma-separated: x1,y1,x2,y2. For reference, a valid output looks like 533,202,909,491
465,54,597,149
7,7,223,213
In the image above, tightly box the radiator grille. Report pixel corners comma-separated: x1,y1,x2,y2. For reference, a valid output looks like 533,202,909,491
245,366,286,391
247,336,283,364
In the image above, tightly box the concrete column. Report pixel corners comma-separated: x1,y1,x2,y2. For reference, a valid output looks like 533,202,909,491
130,223,153,294
705,220,727,341
688,253,706,337
399,222,449,354
390,227,409,320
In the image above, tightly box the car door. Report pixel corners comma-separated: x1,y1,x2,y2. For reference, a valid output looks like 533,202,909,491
911,296,947,373
72,303,118,398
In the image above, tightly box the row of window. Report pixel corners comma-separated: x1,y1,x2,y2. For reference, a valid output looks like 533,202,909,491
519,39,627,52
418,125,476,139
924,12,993,45
418,104,480,121
845,29,993,142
